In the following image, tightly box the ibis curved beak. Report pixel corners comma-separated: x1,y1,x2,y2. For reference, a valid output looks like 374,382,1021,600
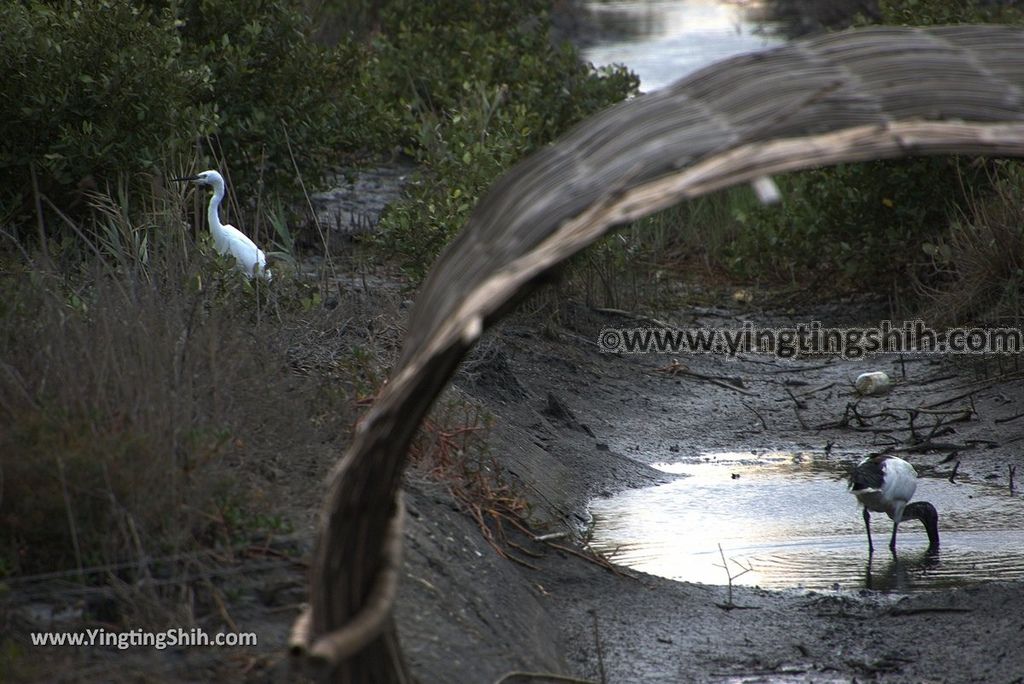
171,175,200,182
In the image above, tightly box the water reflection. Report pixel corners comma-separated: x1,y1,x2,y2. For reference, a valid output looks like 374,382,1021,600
581,0,782,91
588,451,1024,591
864,548,941,592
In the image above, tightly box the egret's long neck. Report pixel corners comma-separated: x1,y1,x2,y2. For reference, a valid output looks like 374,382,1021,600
207,180,226,238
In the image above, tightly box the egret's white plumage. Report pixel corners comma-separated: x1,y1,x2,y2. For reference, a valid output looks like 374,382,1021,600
173,170,271,280
850,454,939,554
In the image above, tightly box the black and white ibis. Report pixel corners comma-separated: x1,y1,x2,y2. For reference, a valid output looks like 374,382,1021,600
850,454,940,554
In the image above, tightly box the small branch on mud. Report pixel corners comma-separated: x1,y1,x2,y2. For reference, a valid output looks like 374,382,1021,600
753,362,831,374
784,387,809,429
742,401,768,431
995,410,1024,425
893,440,971,454
714,543,755,610
554,541,633,577
496,511,631,578
507,539,545,559
653,359,752,395
206,580,240,634
887,606,973,616
494,671,598,684
793,382,835,399
915,373,959,386
592,306,677,331
820,401,975,457
924,387,984,409
1009,464,1017,495
817,401,868,429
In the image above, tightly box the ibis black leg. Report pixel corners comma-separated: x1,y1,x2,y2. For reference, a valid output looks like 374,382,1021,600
862,508,873,554
889,520,900,554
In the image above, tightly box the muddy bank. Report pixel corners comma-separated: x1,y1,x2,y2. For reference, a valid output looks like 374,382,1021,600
6,290,1024,682
405,297,1024,682
307,161,416,252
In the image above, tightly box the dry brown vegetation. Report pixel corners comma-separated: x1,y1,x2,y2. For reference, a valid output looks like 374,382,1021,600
915,163,1024,327
0,201,404,636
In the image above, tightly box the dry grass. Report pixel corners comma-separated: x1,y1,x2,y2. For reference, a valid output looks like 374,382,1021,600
916,162,1024,328
0,254,300,582
0,177,402,639
407,392,535,566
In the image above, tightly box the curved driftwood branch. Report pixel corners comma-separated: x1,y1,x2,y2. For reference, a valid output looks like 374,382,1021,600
290,492,405,671
297,25,1024,682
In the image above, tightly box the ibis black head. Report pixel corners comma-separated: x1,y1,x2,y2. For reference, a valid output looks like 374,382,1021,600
850,454,886,491
904,501,940,551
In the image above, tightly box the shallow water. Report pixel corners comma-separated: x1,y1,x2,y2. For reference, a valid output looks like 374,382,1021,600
589,451,1024,591
580,0,782,92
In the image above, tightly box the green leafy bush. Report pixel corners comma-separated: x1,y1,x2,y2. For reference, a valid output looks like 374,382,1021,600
2,0,635,272
729,158,978,286
173,0,368,197
0,0,363,242
725,0,1024,292
0,0,210,229
876,0,1023,25
372,0,638,279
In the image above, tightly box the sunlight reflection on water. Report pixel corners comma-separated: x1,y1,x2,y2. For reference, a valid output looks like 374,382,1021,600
580,0,782,91
588,451,1024,591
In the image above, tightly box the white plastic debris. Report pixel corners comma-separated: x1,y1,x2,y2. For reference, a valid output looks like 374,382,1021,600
751,175,781,205
855,371,892,396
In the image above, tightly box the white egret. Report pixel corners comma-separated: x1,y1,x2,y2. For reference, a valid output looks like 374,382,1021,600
850,454,939,554
173,170,272,280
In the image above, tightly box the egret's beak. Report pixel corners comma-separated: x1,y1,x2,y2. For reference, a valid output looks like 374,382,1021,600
171,175,200,182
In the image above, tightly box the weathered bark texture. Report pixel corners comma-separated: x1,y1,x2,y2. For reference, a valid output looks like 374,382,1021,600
292,25,1024,682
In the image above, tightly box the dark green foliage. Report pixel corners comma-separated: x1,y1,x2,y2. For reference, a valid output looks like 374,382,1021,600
876,0,1024,25
2,0,634,276
373,0,638,279
0,0,360,239
172,0,363,196
729,158,978,285
0,1,210,224
726,0,1024,292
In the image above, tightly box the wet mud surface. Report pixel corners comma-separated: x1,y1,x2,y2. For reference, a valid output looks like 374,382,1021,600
432,301,1024,683
8,289,1024,682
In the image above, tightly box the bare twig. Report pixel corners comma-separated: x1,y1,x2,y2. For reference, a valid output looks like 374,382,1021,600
713,543,753,608
55,455,84,582
785,387,809,429
742,402,768,431
995,411,1024,425
494,672,597,684
888,606,973,616
925,388,984,409
29,161,48,259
